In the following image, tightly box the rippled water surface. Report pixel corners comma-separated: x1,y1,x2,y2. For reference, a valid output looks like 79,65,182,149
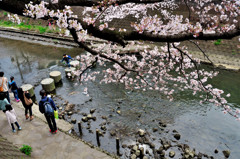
0,37,240,158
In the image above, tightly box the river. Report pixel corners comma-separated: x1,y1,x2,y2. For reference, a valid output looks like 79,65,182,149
0,36,240,159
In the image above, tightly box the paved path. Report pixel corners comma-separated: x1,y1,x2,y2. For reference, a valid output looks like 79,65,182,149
0,95,113,159
0,134,30,159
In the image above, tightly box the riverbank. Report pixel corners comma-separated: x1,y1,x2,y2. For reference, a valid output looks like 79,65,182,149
0,25,239,71
0,94,114,159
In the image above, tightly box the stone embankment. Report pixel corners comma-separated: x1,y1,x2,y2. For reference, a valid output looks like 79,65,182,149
0,27,149,54
181,38,240,71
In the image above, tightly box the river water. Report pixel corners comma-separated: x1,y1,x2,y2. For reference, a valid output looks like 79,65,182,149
0,37,240,159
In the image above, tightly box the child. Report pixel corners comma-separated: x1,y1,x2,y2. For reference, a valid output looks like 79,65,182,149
8,76,20,102
5,104,21,133
61,54,72,67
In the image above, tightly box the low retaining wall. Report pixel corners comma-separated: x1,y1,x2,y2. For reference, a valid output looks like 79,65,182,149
0,26,239,71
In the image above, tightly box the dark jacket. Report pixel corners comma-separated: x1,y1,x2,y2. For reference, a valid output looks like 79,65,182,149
17,88,31,107
39,96,57,114
9,81,18,90
61,55,72,64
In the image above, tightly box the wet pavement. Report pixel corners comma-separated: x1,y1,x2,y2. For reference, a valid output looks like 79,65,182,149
0,134,30,159
0,95,113,159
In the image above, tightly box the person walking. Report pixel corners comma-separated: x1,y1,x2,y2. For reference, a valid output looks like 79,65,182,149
5,104,22,133
8,76,20,102
0,72,10,103
39,90,57,134
0,92,9,113
17,88,34,121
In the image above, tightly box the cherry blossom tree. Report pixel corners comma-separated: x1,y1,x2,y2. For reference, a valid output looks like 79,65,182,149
1,0,240,119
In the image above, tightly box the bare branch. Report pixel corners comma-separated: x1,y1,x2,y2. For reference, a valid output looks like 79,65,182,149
188,40,214,65
184,0,191,20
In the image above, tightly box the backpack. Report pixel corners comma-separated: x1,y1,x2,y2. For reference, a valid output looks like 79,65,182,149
23,92,33,106
43,98,54,116
0,78,4,92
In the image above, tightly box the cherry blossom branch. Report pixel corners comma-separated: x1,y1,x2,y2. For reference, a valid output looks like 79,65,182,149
3,0,240,120
69,17,126,47
70,27,151,86
123,29,240,43
168,43,188,85
172,44,212,101
79,57,98,81
55,0,165,7
69,28,135,72
2,1,240,47
93,6,109,25
0,0,165,14
173,43,207,88
116,0,165,5
72,17,239,48
172,43,236,118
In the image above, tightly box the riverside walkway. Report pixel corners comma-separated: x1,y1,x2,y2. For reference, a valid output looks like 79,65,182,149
0,95,113,159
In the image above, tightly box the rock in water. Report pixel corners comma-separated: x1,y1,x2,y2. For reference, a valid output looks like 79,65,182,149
133,145,138,151
82,117,88,122
131,154,137,159
87,114,92,119
135,150,140,157
222,150,230,158
153,127,158,132
71,119,76,124
174,133,181,140
102,116,107,120
101,126,107,131
110,131,116,136
67,111,73,115
169,151,175,158
90,109,96,114
65,104,75,112
138,129,145,137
